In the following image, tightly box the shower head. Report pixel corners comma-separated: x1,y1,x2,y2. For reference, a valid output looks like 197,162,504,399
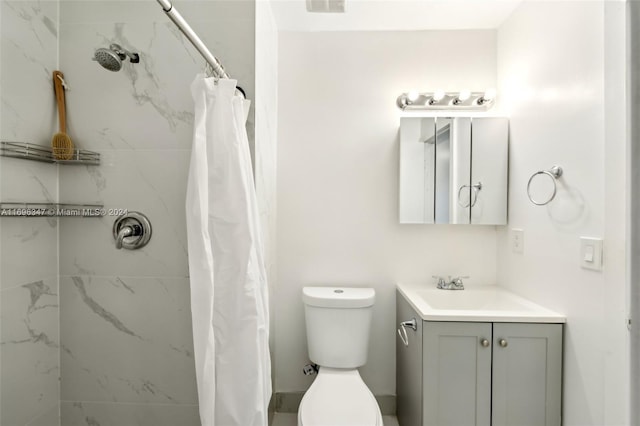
93,44,140,72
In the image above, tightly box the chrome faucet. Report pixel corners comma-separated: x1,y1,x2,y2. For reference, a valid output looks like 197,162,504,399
432,275,468,290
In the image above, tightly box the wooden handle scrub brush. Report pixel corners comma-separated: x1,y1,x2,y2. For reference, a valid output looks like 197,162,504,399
52,70,74,160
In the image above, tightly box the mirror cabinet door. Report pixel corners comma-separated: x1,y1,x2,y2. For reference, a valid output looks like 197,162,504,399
451,118,472,224
470,118,508,225
434,118,451,224
399,117,435,224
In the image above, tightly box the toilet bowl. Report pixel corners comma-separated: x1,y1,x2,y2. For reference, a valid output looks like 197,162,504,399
298,287,383,426
298,368,383,426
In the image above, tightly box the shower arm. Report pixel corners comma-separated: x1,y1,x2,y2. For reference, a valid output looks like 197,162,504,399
156,0,245,97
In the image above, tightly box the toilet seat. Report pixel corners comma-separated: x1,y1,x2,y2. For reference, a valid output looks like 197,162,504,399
298,368,383,426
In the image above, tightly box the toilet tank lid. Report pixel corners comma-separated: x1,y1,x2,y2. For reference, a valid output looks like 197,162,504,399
302,287,375,308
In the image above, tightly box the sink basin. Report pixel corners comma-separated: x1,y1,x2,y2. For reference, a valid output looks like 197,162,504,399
397,284,565,323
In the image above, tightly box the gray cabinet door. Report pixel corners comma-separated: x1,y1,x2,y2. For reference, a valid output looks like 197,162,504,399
396,292,423,426
492,323,563,426
423,322,492,426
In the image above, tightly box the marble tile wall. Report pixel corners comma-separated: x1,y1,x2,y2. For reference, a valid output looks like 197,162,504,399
57,1,256,424
0,1,61,425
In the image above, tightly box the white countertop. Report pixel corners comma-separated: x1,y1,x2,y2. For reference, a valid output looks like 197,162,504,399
397,283,566,323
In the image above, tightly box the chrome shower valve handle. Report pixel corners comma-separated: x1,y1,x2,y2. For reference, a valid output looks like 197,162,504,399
112,212,152,250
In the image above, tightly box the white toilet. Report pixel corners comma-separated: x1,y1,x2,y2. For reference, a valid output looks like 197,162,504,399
298,287,384,426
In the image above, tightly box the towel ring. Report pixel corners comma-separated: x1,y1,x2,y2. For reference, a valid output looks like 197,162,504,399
527,165,563,206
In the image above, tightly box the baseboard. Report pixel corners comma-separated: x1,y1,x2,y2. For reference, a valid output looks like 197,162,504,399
275,392,396,416
275,392,305,413
268,393,276,424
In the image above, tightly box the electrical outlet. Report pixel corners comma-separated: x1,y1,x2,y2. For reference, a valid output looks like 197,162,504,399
511,229,524,254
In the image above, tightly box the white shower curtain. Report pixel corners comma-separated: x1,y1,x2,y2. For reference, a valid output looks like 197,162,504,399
186,75,271,426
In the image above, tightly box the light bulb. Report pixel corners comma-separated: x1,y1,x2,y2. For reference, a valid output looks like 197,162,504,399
483,88,496,101
453,90,471,105
396,95,410,109
428,90,445,105
457,90,471,102
477,88,497,105
407,90,420,103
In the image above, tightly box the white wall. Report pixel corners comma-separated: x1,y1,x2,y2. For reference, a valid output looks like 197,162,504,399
603,2,629,424
496,2,629,424
276,30,499,395
629,2,640,423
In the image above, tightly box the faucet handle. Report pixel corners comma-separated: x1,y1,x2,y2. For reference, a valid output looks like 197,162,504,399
452,276,470,285
432,275,448,289
452,276,470,281
450,276,469,290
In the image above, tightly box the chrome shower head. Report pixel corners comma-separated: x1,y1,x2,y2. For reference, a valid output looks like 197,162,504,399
93,44,140,72
94,47,122,71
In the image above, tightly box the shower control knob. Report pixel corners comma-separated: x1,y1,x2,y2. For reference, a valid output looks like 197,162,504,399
113,211,152,250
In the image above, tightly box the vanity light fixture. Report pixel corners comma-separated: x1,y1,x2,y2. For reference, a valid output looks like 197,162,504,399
396,89,497,111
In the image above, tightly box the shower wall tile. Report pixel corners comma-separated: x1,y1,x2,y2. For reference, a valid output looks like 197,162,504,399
59,150,190,278
60,401,199,426
56,1,257,423
0,157,59,203
59,22,199,151
0,277,60,426
59,12,255,152
0,0,59,143
26,404,60,426
1,0,61,423
1,217,58,290
60,0,255,25
60,275,197,404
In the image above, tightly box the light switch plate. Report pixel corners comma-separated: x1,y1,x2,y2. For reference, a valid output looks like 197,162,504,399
580,237,603,271
511,228,524,254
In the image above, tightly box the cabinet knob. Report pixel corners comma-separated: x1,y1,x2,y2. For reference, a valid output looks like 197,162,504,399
480,338,490,347
498,338,508,348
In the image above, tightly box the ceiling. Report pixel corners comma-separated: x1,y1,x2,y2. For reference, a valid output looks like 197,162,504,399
269,0,523,32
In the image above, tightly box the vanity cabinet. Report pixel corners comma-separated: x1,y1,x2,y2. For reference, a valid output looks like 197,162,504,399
396,292,563,426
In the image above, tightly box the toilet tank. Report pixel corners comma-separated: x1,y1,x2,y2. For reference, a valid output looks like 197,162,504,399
302,287,375,369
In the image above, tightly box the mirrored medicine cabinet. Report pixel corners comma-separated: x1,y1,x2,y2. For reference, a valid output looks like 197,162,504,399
399,116,508,225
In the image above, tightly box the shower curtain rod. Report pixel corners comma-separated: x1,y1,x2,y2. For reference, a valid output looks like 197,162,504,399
156,0,245,96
